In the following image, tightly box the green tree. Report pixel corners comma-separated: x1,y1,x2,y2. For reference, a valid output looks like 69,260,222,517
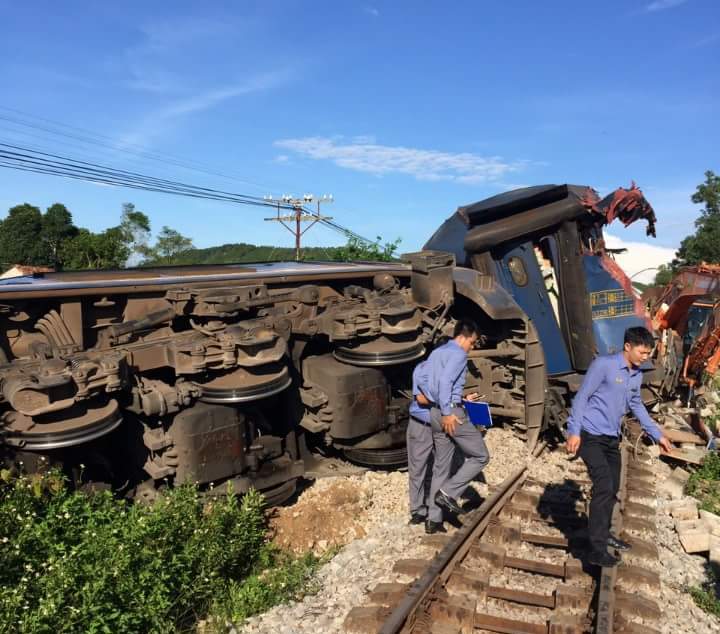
59,204,153,270
653,263,674,286
0,203,49,266
42,203,78,267
142,226,194,264
60,227,131,270
119,202,152,261
675,170,720,267
334,236,401,262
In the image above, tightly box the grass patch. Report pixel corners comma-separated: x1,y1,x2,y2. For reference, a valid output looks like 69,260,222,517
686,451,720,515
688,582,720,618
209,550,324,626
0,470,322,633
688,566,720,618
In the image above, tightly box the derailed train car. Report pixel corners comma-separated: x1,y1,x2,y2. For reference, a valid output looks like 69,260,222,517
0,183,656,503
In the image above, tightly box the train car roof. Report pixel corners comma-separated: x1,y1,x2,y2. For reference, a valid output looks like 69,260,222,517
423,184,592,262
0,259,410,296
457,184,590,227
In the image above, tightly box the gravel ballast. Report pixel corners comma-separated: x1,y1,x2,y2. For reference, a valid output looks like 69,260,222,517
236,429,720,633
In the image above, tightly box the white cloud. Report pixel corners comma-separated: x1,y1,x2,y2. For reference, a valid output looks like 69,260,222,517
274,154,290,163
119,71,290,148
363,6,380,17
351,134,376,144
160,72,289,118
646,0,689,11
123,18,237,94
604,233,676,283
115,15,294,148
693,32,720,48
274,136,528,184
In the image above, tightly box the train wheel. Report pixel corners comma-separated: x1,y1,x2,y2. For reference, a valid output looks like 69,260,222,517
258,478,298,506
342,446,408,468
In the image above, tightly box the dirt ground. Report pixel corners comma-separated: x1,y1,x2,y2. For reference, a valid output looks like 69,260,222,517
268,479,370,553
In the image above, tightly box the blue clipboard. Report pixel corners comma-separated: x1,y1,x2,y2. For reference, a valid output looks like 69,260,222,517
463,400,493,427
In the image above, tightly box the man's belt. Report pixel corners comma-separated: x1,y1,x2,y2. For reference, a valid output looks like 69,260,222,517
427,402,462,410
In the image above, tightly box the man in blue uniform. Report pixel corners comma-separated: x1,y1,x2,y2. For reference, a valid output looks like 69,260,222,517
566,326,672,567
424,319,490,534
406,360,433,525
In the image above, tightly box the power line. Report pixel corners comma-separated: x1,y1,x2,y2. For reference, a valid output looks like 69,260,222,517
0,108,384,247
0,139,381,246
0,142,285,208
0,106,289,194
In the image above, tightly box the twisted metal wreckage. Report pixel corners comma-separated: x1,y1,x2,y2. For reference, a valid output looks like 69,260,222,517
0,183,659,503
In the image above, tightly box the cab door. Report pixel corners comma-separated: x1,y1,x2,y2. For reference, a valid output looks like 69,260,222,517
494,241,572,375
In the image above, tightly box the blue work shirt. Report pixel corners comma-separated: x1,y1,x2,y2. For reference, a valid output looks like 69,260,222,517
567,353,662,441
424,340,468,416
409,361,431,424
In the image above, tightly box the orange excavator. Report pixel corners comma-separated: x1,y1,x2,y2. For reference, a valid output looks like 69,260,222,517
651,264,720,393
684,300,720,387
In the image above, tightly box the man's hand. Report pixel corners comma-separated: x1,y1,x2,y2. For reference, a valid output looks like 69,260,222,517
441,414,459,436
658,436,673,454
416,393,430,406
566,434,581,455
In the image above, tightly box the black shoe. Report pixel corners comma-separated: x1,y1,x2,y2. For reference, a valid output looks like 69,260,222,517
408,513,426,526
435,490,463,515
425,520,447,534
588,550,620,567
608,534,631,551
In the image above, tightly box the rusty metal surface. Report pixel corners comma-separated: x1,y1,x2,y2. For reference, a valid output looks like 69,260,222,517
1,249,550,502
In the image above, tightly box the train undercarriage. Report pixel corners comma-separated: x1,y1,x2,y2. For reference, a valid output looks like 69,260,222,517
0,252,542,504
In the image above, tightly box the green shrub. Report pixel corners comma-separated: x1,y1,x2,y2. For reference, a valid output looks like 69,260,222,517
688,565,720,618
687,451,720,515
210,550,322,626
0,471,273,633
688,583,720,617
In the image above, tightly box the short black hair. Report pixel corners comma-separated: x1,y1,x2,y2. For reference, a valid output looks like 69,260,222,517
624,326,654,348
453,318,480,339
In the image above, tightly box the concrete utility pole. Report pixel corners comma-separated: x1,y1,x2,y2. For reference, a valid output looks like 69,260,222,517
263,194,333,261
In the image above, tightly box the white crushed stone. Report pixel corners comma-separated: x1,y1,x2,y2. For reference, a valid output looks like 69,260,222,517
234,426,527,633
655,490,720,634
233,432,720,634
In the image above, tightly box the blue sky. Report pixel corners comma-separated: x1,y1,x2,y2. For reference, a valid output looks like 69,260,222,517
0,0,718,280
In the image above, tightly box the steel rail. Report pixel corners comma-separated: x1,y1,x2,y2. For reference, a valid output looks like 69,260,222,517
595,443,628,634
378,441,547,634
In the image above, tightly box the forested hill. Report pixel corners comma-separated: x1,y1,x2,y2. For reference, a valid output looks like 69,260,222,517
160,242,345,265
0,200,400,269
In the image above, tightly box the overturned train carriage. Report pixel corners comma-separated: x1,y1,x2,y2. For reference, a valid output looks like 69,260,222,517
0,183,656,503
0,256,505,503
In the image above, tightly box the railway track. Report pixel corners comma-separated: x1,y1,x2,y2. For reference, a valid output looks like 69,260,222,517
344,442,662,634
